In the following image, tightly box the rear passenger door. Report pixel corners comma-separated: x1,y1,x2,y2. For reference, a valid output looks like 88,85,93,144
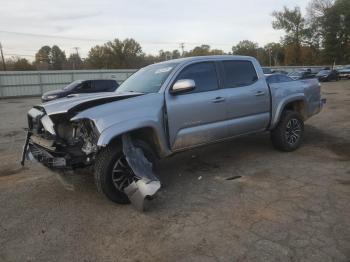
220,60,270,137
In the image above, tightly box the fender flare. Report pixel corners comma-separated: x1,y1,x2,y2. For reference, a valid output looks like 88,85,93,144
96,119,171,157
270,94,307,129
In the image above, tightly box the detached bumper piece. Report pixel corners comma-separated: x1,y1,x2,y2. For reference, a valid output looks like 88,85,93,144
21,132,67,168
26,143,66,168
122,134,161,211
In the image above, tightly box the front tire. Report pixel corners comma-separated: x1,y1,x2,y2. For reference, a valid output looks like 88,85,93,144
94,139,157,204
270,111,304,152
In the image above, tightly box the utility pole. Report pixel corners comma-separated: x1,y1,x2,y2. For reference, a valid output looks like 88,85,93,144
180,43,185,57
73,47,80,56
72,47,80,70
0,42,6,71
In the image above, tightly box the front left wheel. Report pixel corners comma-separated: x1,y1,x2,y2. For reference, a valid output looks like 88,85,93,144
94,139,157,204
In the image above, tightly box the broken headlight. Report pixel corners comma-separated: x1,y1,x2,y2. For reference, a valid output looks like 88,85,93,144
55,119,98,155
73,120,99,155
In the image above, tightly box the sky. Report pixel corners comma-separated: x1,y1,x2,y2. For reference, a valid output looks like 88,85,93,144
0,0,309,60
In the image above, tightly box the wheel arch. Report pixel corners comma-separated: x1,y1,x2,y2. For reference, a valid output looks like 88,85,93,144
271,95,307,129
97,124,170,158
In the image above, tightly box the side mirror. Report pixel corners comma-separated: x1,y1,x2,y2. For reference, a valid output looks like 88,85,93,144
170,79,195,95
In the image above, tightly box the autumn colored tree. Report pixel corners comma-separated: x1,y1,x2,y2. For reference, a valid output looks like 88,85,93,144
5,57,34,71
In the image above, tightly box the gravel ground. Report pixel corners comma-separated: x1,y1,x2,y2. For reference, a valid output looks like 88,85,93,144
0,81,349,262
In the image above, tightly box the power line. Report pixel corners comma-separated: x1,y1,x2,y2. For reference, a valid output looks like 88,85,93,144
0,30,107,42
0,30,234,47
5,53,35,57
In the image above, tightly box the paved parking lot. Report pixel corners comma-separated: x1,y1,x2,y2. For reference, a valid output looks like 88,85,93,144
0,81,349,262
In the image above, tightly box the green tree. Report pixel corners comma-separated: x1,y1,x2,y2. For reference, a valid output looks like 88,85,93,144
186,45,211,56
50,45,66,70
86,38,144,69
86,45,106,69
34,45,51,69
104,38,143,68
34,45,67,70
185,45,225,56
232,40,258,57
272,7,308,64
321,0,350,64
67,53,83,70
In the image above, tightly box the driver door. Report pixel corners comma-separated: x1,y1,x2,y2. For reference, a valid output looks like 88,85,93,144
165,62,228,151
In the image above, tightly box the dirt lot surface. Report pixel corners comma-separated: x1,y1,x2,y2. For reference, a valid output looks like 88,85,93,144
0,81,350,262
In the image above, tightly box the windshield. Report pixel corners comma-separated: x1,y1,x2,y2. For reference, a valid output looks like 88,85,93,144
288,72,302,77
317,70,330,75
63,80,83,90
116,63,179,94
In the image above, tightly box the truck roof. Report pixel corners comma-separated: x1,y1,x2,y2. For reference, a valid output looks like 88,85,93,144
157,55,257,65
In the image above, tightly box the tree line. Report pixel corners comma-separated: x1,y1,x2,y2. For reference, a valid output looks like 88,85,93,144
1,0,349,71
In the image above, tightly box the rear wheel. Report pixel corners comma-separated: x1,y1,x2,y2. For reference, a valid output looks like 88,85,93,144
270,110,304,152
94,139,157,204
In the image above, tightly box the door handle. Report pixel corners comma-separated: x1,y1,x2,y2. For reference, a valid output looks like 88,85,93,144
211,97,225,103
254,90,265,96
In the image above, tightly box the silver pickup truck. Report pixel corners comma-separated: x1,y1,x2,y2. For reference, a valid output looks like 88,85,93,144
22,55,325,210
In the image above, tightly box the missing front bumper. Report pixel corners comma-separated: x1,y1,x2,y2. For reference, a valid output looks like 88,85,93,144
21,132,67,168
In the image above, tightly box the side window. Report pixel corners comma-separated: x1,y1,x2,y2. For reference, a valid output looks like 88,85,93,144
176,62,219,93
77,81,91,93
92,80,107,92
277,75,292,82
222,61,258,88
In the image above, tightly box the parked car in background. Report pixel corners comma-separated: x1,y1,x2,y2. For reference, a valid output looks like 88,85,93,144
265,74,293,84
338,65,350,79
272,69,289,75
262,67,273,74
316,69,339,82
42,79,119,102
288,70,316,80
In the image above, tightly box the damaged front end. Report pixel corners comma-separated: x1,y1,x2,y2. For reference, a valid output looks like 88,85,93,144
21,107,161,211
21,107,99,169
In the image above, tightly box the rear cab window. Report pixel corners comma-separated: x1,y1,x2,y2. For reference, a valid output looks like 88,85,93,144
222,60,258,88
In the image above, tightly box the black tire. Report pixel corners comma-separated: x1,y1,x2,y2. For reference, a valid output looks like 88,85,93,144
94,139,158,204
270,110,304,152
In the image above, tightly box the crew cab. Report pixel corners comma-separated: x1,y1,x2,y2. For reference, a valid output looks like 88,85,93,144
22,56,325,209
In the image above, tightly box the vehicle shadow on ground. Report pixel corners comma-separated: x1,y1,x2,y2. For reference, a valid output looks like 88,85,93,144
3,123,347,212
303,125,350,161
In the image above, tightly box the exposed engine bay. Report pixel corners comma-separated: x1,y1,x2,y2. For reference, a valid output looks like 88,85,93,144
21,104,161,211
22,107,99,168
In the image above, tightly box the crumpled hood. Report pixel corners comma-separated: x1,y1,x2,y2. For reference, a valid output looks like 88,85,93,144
40,92,143,115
